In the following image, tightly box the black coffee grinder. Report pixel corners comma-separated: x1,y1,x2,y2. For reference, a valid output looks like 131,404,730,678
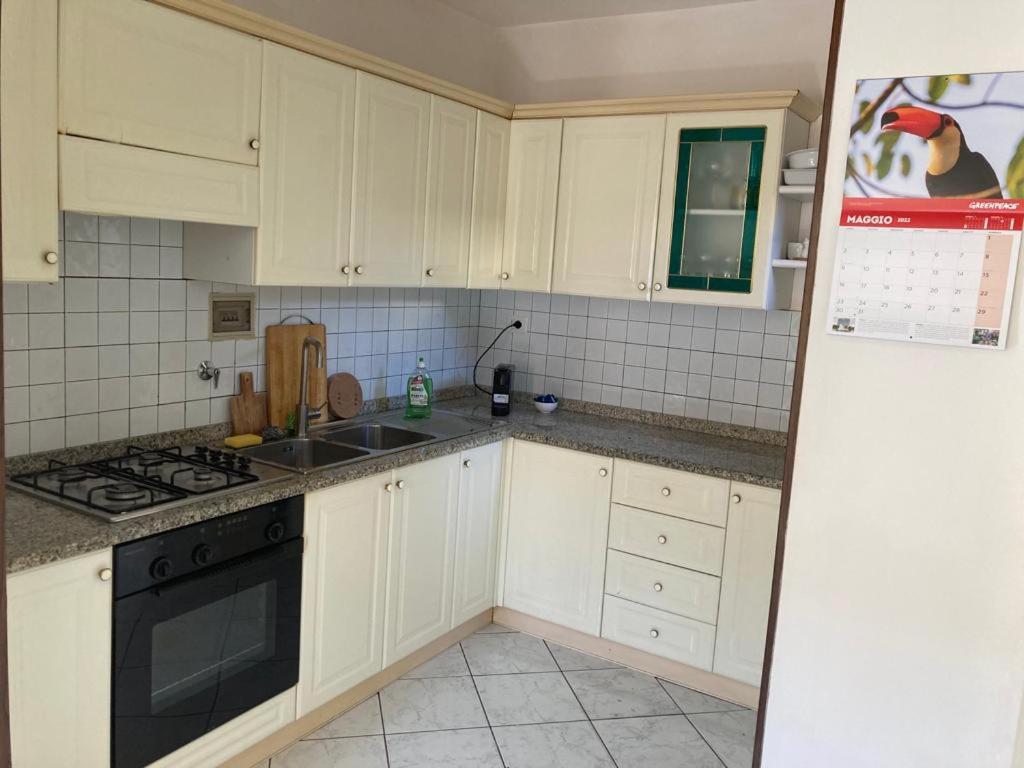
473,320,522,418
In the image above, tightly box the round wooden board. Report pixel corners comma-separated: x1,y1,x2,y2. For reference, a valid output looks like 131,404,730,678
327,373,364,420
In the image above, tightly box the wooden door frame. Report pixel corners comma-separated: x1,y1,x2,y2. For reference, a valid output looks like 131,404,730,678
0,0,10,761
752,0,846,764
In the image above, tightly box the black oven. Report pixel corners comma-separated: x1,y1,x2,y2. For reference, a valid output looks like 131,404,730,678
111,497,303,768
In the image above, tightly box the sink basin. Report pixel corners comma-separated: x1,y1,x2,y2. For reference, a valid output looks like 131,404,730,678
321,423,435,451
239,439,369,473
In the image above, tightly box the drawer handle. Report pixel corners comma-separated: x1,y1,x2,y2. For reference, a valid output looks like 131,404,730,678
463,459,472,468
98,568,113,582
249,138,261,150
599,468,608,477
341,265,351,275
649,629,660,639
654,282,663,292
501,272,510,280
657,535,667,545
638,282,647,291
653,582,663,592
732,493,742,504
661,487,671,497
396,480,405,489
385,482,394,493
355,265,365,275
43,251,58,265
426,267,435,277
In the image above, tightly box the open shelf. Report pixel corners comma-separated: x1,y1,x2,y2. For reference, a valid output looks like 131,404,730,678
772,258,808,269
778,185,816,202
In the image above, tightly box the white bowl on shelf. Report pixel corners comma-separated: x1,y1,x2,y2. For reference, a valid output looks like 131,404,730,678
786,148,819,169
783,168,817,186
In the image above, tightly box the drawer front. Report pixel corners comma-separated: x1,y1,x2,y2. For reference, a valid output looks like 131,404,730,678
601,595,715,670
612,459,729,527
605,550,720,625
608,504,725,576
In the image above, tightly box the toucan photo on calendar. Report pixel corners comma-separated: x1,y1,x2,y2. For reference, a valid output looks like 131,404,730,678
846,71,1024,202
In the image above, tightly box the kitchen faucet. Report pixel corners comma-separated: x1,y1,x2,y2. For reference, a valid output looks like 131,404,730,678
296,336,324,439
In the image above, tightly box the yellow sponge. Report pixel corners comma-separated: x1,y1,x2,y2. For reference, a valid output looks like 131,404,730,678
224,434,263,449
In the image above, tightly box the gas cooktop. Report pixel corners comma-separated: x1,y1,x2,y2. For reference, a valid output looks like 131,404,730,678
10,445,291,522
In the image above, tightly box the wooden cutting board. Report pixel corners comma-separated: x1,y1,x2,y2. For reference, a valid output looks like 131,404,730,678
327,372,364,420
228,371,267,436
265,323,329,429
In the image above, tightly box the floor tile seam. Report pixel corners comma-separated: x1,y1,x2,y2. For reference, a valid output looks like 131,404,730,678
656,677,729,768
461,640,508,768
652,675,751,714
376,694,392,768
558,667,621,768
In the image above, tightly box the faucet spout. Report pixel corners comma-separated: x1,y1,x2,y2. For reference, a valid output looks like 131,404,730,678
296,336,325,439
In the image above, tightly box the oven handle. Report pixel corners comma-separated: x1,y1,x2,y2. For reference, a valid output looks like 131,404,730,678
117,536,303,600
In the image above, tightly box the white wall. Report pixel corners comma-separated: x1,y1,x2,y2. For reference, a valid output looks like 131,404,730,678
763,2,1024,766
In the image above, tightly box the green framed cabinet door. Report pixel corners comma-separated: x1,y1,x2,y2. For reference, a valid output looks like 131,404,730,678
652,109,806,308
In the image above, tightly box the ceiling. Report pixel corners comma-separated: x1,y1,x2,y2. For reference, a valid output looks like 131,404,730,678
434,0,750,28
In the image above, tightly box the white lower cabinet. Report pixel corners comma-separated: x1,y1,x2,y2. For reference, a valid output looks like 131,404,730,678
713,483,781,685
451,442,504,627
502,441,612,635
298,473,391,716
8,550,112,768
602,594,716,670
384,453,461,665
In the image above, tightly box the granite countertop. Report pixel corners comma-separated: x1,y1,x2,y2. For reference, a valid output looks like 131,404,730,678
5,395,785,574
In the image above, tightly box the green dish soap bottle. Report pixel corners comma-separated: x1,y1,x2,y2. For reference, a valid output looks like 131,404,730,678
405,357,433,419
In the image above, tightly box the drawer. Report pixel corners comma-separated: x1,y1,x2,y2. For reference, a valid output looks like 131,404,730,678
601,595,715,670
612,459,729,527
605,550,720,625
608,504,725,576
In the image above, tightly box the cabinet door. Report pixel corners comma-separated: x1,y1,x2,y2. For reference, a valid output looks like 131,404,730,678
452,442,503,627
652,110,785,308
553,115,665,301
299,475,390,715
60,0,261,165
423,97,476,287
351,73,430,287
384,454,460,664
467,113,510,289
1,0,59,283
8,550,112,767
256,43,355,287
503,441,611,635
501,119,562,292
713,484,781,685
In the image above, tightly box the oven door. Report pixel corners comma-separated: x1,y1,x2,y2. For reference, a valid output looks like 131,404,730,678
112,537,302,768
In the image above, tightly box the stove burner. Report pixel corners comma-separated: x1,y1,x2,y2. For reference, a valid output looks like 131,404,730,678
106,483,147,502
193,466,214,482
54,468,90,483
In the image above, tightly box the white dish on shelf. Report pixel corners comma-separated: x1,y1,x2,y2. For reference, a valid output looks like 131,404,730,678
786,148,819,169
783,168,817,185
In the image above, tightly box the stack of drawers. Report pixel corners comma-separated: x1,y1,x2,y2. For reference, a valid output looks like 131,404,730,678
601,459,729,670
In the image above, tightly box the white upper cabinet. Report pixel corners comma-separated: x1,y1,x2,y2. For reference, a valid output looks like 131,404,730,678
500,119,562,293
423,97,477,287
502,441,611,635
451,442,503,627
255,43,356,286
1,0,59,283
713,484,781,685
59,0,262,166
8,550,112,767
384,454,460,664
553,115,665,301
351,72,431,287
467,113,511,289
299,475,390,716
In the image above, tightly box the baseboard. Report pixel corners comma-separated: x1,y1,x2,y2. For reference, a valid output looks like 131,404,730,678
492,607,759,709
220,609,494,768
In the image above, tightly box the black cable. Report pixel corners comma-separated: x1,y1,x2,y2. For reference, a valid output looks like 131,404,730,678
473,320,522,396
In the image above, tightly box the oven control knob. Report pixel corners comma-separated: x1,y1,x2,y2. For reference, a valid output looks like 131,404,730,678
265,521,286,543
150,557,174,581
192,544,214,566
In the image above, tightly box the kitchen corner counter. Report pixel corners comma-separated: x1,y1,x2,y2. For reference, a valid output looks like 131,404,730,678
5,396,785,574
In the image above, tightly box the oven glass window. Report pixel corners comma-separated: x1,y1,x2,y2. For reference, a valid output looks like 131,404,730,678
150,582,276,713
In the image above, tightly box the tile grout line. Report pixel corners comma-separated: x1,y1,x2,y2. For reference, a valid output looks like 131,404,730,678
546,640,621,768
459,640,507,768
376,693,392,768
655,677,729,768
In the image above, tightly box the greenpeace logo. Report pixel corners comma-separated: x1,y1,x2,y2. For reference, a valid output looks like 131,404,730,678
968,201,1020,210
845,214,894,225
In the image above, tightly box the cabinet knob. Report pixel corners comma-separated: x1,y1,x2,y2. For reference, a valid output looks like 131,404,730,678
355,265,365,275
341,265,351,275
661,487,671,497
731,494,742,504
598,468,608,477
249,138,261,150
385,482,394,493
500,272,510,280
463,459,472,468
43,251,58,265
657,535,667,545
425,267,435,277
396,479,405,489
638,282,647,291
653,582,663,592
649,628,660,639
654,283,663,292
98,568,113,582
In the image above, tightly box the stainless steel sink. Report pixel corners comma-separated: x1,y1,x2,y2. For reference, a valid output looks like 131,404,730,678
239,438,369,473
320,423,435,451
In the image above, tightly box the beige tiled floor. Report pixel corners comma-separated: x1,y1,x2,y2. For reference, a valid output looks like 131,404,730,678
268,623,755,768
